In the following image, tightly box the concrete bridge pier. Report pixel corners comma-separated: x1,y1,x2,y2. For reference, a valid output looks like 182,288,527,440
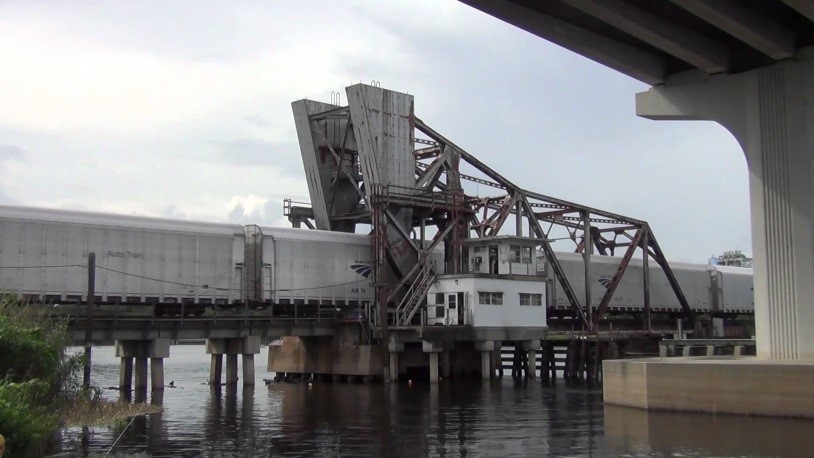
135,356,148,391
603,57,814,418
206,336,261,387
442,344,453,380
119,356,133,391
637,57,814,360
115,338,170,392
520,340,541,379
388,339,404,382
423,341,443,383
475,341,496,380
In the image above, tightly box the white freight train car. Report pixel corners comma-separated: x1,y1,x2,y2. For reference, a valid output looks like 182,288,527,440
0,206,245,306
547,252,716,313
251,226,375,307
711,265,754,314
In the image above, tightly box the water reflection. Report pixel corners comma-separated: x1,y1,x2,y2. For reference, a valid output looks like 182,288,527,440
605,404,814,457
53,346,814,457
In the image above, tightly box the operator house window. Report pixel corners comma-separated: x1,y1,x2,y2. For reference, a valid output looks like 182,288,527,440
510,245,522,263
519,293,543,306
478,291,503,305
510,245,534,264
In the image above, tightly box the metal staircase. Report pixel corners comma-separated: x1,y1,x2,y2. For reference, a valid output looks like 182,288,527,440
395,263,436,326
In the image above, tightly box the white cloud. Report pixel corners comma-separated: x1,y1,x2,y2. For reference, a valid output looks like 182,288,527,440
0,0,751,263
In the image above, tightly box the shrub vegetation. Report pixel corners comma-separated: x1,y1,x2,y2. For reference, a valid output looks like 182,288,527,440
0,298,158,456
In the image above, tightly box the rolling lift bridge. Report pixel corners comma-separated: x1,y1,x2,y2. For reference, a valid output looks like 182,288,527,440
285,84,693,377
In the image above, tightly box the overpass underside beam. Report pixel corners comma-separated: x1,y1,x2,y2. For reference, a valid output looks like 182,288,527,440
637,57,814,359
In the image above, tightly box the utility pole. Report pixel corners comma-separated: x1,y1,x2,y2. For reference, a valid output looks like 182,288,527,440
83,252,96,389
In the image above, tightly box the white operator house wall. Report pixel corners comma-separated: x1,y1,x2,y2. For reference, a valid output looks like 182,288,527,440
0,206,245,304
427,275,546,328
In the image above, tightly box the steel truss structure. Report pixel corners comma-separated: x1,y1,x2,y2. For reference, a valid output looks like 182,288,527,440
288,84,693,338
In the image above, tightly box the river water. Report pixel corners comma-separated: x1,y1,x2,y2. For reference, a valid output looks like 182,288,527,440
52,345,814,457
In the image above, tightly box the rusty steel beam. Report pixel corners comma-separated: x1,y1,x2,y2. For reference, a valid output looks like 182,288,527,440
522,195,590,329
594,229,645,328
414,146,442,159
645,226,695,327
294,97,693,337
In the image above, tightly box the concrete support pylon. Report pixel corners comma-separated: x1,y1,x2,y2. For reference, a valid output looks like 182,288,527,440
637,57,814,359
119,357,133,391
429,352,439,383
151,358,164,391
207,336,261,387
242,354,255,386
423,341,443,383
226,354,239,386
210,354,223,386
389,352,399,382
134,357,148,391
475,341,496,380
388,339,404,382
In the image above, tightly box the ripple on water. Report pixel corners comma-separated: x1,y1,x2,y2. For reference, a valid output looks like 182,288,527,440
52,346,814,457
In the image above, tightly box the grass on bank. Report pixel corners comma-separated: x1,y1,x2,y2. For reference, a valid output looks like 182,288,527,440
0,297,160,457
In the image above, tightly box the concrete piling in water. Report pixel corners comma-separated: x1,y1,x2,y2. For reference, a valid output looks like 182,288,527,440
442,351,451,379
210,354,223,386
207,336,261,387
429,353,439,383
423,341,443,383
134,357,148,391
151,358,164,391
226,354,239,386
389,339,404,382
475,341,496,380
116,338,170,391
119,357,133,391
242,354,255,386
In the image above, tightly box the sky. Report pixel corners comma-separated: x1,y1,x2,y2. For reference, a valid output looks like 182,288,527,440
0,0,750,263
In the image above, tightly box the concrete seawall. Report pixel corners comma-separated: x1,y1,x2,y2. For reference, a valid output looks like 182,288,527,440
603,357,814,418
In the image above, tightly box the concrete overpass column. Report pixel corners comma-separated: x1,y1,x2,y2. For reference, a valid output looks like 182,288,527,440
475,341,496,380
423,341,443,383
637,58,814,359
